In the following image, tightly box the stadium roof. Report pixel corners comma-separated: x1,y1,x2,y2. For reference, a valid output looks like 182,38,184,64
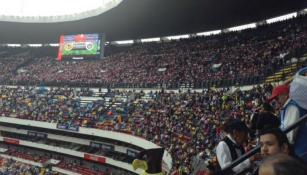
0,0,123,23
0,0,306,44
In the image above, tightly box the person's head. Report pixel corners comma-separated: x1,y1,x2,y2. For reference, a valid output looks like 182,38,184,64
259,154,307,175
255,112,280,131
223,119,249,145
259,128,290,158
268,85,289,108
261,102,274,113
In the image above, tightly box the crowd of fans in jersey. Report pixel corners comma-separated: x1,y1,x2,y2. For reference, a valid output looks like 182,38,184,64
0,16,304,88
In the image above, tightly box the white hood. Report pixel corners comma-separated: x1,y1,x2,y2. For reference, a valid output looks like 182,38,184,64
290,67,307,110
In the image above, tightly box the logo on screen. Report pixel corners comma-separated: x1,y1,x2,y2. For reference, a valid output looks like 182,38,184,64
64,43,73,51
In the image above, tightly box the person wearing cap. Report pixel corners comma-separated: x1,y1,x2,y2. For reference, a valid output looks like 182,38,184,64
269,67,307,161
268,84,300,144
268,84,290,112
215,119,253,174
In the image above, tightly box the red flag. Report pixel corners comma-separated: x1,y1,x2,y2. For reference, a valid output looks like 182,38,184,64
57,52,62,61
57,35,64,61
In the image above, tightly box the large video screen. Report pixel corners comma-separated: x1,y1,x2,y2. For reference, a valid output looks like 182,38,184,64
58,33,103,60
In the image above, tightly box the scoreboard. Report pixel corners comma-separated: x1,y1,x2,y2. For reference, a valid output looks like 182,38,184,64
58,33,104,60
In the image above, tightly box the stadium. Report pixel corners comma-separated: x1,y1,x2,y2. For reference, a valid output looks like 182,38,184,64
0,0,307,175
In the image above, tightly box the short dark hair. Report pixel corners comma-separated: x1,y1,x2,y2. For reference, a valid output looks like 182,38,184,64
223,119,249,134
254,112,280,131
260,154,307,175
262,102,274,113
259,128,289,147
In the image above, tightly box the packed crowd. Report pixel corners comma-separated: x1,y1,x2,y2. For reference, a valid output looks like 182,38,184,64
0,75,306,175
0,83,274,174
0,86,112,129
0,14,306,175
0,71,306,175
128,86,275,174
0,57,30,83
0,16,304,88
0,156,57,175
205,67,307,175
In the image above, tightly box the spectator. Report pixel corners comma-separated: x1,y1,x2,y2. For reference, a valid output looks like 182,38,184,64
268,85,290,113
215,119,251,174
2,14,306,88
259,128,292,158
259,154,307,175
252,112,280,133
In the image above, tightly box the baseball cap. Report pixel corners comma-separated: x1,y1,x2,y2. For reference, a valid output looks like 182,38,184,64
268,85,289,102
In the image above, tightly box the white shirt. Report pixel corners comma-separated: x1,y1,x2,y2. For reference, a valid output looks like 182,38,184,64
281,99,300,144
216,135,251,174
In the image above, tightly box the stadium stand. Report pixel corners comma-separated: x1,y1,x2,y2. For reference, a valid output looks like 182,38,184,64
0,155,59,175
0,83,275,174
0,3,307,175
0,15,305,88
0,142,134,175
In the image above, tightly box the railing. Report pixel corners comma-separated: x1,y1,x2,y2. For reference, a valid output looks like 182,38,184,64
219,114,307,175
3,76,265,89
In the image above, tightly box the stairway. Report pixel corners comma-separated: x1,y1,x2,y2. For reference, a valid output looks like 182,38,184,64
79,88,107,106
265,53,307,83
79,96,104,106
265,63,298,83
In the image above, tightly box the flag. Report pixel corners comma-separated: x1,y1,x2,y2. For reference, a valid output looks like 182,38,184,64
57,35,64,61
